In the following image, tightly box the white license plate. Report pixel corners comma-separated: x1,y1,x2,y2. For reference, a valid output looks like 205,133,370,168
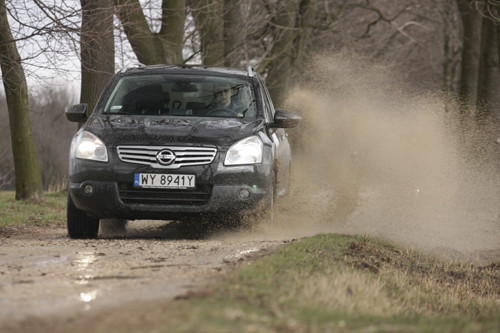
134,173,195,189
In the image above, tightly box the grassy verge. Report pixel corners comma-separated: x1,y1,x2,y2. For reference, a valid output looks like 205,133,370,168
141,234,500,333
0,191,66,228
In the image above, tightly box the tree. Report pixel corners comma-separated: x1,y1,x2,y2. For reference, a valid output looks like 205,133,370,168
187,0,317,104
0,0,43,200
223,0,246,67
470,0,500,22
457,0,483,113
80,0,115,113
115,0,186,65
456,0,500,126
477,16,500,122
189,0,225,65
259,1,317,106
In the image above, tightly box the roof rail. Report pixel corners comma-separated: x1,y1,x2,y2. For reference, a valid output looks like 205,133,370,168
247,66,257,77
119,62,146,73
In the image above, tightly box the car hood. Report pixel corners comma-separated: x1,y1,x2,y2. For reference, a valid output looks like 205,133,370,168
84,114,266,147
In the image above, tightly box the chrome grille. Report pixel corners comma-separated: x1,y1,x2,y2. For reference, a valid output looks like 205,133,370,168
117,145,217,169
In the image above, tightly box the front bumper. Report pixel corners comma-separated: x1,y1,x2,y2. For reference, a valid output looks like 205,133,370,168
69,161,272,220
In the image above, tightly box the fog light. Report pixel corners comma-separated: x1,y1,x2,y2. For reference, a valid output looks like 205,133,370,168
84,184,93,195
239,189,250,199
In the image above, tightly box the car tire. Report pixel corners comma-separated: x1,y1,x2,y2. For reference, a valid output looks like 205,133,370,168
255,172,275,225
67,193,99,239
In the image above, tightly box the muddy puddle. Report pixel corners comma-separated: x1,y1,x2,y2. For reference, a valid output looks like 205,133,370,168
0,221,289,328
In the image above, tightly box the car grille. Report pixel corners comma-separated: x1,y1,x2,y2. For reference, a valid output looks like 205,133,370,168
117,145,217,169
118,184,212,206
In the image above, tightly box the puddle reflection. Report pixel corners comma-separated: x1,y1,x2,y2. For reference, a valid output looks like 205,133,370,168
74,253,99,309
80,290,98,303
74,252,97,271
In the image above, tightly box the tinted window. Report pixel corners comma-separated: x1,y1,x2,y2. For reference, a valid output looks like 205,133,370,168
103,74,256,118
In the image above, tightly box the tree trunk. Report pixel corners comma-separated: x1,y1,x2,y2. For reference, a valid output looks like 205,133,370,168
223,0,245,68
115,0,185,65
190,0,225,66
476,18,500,123
443,0,460,94
261,1,300,107
80,0,115,113
457,0,483,112
160,0,186,64
295,0,316,66
0,0,43,201
115,0,164,64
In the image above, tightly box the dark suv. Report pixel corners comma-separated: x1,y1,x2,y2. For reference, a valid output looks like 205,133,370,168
65,65,300,239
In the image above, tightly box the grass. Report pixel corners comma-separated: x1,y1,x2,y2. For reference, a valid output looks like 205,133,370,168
0,191,66,228
137,234,500,333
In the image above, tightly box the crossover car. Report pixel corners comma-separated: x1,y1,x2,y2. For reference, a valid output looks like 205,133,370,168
65,65,300,239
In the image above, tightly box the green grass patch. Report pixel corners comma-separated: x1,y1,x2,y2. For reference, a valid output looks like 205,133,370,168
0,191,66,227
140,234,500,333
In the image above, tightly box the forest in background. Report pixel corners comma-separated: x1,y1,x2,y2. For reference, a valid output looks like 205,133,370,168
0,88,75,190
0,0,499,193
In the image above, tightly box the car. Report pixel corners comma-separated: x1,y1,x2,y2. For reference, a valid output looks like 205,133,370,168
65,64,301,239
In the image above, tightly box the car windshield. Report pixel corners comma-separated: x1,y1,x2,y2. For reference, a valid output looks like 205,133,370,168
103,74,256,118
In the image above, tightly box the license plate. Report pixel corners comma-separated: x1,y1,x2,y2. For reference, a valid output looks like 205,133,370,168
134,173,195,189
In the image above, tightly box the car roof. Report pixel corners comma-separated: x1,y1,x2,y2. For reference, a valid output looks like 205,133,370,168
120,64,257,78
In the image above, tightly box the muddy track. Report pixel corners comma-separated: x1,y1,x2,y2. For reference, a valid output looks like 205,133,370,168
1,186,498,332
0,220,291,332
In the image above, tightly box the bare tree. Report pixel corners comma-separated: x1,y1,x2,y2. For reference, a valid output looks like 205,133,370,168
5,1,81,88
115,0,186,64
258,0,305,106
80,0,115,113
30,87,76,191
476,15,500,122
470,0,500,22
0,144,13,190
457,0,484,112
223,0,246,67
0,0,43,200
189,0,225,65
455,0,500,127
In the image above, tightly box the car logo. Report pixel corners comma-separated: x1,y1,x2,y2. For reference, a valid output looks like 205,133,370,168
156,149,176,165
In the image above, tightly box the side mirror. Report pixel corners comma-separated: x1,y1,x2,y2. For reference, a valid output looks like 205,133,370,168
65,104,89,122
271,109,301,128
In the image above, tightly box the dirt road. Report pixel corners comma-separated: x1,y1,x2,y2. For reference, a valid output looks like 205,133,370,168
1,186,498,332
0,220,292,332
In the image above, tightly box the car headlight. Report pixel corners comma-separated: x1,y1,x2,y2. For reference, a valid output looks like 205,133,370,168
71,130,108,162
224,136,263,165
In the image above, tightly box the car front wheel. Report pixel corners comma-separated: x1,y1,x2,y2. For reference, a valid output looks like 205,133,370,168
67,193,100,239
251,172,275,225
239,173,275,227
261,173,275,224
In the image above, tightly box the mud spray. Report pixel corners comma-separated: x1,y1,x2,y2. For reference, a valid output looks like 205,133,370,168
233,52,499,264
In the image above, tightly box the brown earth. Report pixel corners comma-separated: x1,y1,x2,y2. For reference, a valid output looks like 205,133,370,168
0,220,292,333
